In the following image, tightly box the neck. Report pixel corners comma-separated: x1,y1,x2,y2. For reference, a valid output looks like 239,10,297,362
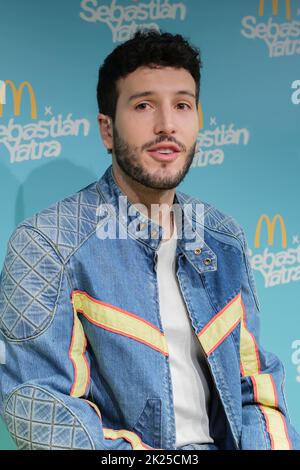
112,161,175,240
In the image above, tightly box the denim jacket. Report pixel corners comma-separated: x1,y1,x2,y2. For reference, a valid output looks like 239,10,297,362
0,164,299,450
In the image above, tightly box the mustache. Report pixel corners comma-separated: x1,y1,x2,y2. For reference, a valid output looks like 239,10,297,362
141,135,186,152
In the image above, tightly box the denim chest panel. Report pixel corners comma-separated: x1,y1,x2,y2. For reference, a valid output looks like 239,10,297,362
68,234,172,449
175,231,244,446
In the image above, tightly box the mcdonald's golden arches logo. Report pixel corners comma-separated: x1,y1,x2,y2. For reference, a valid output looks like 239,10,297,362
258,0,292,19
197,102,204,130
254,214,287,249
0,80,37,119
0,80,5,105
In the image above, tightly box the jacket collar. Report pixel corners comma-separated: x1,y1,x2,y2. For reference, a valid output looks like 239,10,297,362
96,165,217,274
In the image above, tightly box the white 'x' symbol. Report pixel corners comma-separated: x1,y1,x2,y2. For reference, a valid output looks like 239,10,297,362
210,116,217,126
45,106,52,116
292,235,299,245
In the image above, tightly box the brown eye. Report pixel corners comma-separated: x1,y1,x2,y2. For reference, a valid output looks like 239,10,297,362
135,103,150,110
177,103,191,110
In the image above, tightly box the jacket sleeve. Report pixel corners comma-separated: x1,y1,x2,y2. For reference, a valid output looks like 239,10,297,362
238,228,300,450
0,225,152,450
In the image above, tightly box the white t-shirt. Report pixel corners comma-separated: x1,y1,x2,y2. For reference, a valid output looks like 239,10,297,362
156,220,214,447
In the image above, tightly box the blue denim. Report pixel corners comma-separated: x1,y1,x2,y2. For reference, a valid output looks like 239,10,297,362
0,164,300,450
177,443,219,451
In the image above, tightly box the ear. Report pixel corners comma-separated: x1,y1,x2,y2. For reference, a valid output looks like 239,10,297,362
98,113,113,152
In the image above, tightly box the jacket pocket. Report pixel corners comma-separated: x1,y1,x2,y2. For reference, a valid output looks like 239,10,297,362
132,398,162,449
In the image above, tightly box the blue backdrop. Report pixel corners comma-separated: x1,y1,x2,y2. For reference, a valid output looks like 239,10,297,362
1,0,300,449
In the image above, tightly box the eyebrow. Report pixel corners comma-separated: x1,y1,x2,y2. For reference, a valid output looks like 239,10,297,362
128,90,196,102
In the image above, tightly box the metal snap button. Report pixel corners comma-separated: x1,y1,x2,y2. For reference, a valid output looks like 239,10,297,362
204,258,212,266
194,248,202,255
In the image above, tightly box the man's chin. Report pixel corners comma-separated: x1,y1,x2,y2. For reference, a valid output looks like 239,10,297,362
114,151,194,190
134,170,187,190
143,161,194,189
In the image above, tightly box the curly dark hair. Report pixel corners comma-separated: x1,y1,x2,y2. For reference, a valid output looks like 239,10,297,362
97,30,202,121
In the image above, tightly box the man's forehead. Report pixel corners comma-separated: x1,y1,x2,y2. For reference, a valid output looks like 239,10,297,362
116,65,196,97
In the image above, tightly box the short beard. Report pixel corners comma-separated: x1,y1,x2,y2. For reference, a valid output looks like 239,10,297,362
112,125,196,190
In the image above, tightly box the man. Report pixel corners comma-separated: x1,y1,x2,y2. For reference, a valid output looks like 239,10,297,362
0,31,299,451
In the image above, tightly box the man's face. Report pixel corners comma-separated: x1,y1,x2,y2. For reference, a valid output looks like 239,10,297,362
111,66,199,190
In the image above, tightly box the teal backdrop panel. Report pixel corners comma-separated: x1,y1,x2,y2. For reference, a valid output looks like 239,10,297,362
0,0,299,449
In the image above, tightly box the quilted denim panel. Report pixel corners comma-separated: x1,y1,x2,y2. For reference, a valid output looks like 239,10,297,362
176,191,243,239
4,386,93,450
24,183,102,260
0,227,63,340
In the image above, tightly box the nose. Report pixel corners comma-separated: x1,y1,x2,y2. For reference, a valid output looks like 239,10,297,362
153,105,176,135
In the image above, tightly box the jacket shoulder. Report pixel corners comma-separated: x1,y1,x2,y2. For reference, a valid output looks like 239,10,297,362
0,183,102,341
18,181,102,260
176,190,244,243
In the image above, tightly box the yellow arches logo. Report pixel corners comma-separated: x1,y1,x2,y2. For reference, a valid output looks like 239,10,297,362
0,80,37,119
254,214,287,248
258,0,292,19
197,102,204,130
0,80,5,105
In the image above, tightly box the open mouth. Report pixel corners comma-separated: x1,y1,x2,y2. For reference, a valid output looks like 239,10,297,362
147,144,181,162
